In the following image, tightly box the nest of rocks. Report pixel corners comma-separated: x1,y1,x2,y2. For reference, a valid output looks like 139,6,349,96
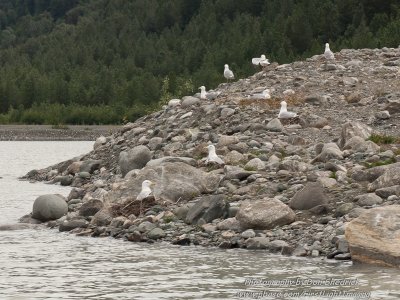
110,196,156,217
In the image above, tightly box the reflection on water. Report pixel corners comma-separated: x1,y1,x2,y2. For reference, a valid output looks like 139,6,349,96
0,142,399,299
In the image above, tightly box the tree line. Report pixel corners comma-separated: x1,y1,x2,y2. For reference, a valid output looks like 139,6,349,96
0,0,399,124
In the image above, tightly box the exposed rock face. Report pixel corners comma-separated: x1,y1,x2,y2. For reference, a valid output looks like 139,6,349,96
119,145,152,177
32,194,68,222
106,162,221,203
236,198,295,230
345,206,400,267
289,182,329,210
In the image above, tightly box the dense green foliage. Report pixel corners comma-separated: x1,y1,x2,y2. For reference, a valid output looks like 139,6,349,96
0,0,399,124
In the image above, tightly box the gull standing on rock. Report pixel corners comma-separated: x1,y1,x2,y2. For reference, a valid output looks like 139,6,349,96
324,43,335,60
224,64,234,82
199,86,207,99
278,101,297,119
136,180,154,216
252,55,270,68
206,145,224,165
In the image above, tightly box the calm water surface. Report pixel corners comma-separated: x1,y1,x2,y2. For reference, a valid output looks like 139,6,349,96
0,141,399,300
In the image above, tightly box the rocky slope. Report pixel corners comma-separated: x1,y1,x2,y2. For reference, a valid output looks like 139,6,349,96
21,47,400,265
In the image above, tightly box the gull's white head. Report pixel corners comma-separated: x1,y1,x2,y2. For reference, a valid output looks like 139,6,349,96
261,54,266,60
207,144,216,153
142,180,154,189
325,43,330,50
280,101,287,110
199,86,206,91
224,64,229,69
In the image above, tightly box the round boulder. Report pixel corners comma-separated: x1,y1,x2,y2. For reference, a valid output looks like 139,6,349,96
32,194,68,222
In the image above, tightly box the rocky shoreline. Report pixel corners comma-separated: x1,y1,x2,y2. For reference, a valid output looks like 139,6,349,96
0,125,120,141
20,47,400,267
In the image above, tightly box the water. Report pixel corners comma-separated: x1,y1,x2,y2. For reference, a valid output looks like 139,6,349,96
0,142,399,300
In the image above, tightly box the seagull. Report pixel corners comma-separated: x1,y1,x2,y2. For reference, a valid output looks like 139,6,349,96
260,57,270,67
198,86,221,100
248,88,271,100
278,101,297,119
224,64,234,82
324,43,335,60
136,180,155,216
252,54,265,66
205,145,224,165
199,86,207,99
252,55,270,67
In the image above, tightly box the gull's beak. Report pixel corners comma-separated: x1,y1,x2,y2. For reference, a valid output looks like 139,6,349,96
150,182,156,187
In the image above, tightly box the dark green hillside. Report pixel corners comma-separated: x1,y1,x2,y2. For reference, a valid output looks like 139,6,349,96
0,0,399,124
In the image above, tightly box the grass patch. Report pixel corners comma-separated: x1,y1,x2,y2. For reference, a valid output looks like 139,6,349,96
329,171,337,179
244,165,257,171
51,124,70,130
368,133,399,145
365,157,396,168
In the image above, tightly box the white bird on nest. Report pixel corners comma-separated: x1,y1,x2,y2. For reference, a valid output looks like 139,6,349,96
136,180,155,216
224,64,234,82
205,145,224,165
278,101,297,119
324,43,335,60
248,88,271,100
199,86,221,100
252,54,270,67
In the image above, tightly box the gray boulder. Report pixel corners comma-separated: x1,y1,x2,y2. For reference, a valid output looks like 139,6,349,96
80,160,102,174
289,182,329,210
59,219,88,232
79,199,104,217
343,136,380,154
185,195,228,225
119,145,152,177
181,96,200,108
312,143,343,163
368,165,400,191
90,209,113,226
94,136,107,150
106,162,222,204
32,194,68,222
338,121,372,148
146,156,197,167
355,193,383,206
266,118,283,132
236,198,295,230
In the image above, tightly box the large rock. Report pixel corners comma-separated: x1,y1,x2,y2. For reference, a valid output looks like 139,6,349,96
32,194,68,222
385,100,400,114
312,143,343,163
146,156,197,167
79,160,102,174
106,162,221,204
299,114,328,128
345,205,400,267
236,198,295,230
338,122,372,148
289,182,329,210
343,136,380,154
119,145,152,177
79,199,104,217
185,195,228,225
368,164,400,191
266,118,283,132
181,96,200,108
